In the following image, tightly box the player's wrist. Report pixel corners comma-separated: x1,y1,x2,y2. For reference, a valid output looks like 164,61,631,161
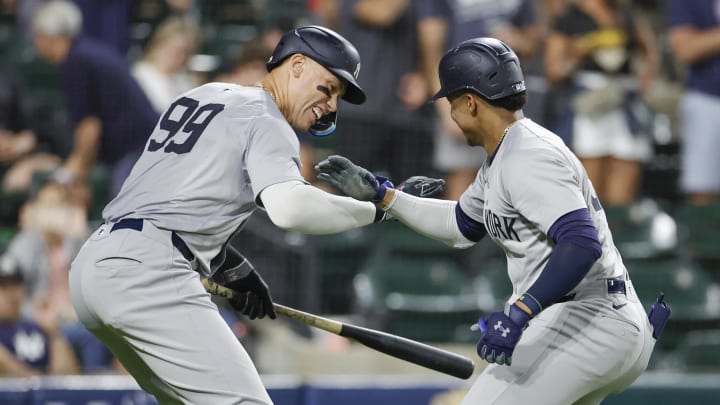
509,292,542,327
507,303,531,328
372,175,393,202
377,188,397,210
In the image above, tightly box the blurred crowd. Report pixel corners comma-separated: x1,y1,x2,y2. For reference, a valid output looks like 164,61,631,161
1,0,719,376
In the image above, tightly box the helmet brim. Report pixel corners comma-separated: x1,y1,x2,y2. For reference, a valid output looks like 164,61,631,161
429,87,451,103
329,67,366,104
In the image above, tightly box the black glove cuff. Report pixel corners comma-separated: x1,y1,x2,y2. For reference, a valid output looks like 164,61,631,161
374,206,387,222
212,246,254,285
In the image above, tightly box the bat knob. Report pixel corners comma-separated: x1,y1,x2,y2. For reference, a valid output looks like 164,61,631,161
470,318,488,333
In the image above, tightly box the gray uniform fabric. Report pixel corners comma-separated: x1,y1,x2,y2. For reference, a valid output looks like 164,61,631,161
458,118,654,404
103,83,305,276
70,83,306,404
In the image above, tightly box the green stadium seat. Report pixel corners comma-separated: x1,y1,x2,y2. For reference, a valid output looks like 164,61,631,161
353,254,480,343
310,228,373,314
603,199,677,260
367,220,465,256
473,258,513,312
627,258,720,351
676,204,720,269
0,226,16,253
678,330,720,372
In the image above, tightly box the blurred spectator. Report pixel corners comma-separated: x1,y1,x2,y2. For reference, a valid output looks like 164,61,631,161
32,0,159,196
316,0,435,184
0,254,79,377
1,69,62,193
133,0,200,29
667,0,720,206
418,0,541,200
132,16,201,113
73,0,133,55
545,0,659,205
213,40,270,86
7,180,117,373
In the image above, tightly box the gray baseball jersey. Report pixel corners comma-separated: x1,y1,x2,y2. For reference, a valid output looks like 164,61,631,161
459,118,624,303
456,118,655,404
103,82,306,276
70,83,309,404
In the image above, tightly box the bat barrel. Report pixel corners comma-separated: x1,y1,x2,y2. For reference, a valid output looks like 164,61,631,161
340,324,475,379
202,279,475,379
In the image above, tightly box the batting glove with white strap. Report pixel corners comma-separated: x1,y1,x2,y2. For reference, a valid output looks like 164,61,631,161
212,246,276,320
397,176,445,198
476,303,530,366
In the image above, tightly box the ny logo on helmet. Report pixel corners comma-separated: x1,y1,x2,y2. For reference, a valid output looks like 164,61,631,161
353,63,360,79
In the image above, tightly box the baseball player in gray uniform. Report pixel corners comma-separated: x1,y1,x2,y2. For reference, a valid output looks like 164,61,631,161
316,38,670,404
69,26,446,404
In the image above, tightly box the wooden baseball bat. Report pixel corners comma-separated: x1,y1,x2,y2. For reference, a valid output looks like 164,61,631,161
201,278,475,379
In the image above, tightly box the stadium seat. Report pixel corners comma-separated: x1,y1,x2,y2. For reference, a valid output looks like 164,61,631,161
353,253,480,343
367,220,465,256
310,228,373,314
603,199,677,260
472,257,513,312
627,258,720,351
678,329,720,372
676,204,720,280
0,226,16,253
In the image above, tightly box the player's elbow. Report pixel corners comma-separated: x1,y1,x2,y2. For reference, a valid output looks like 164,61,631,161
451,239,475,249
265,203,306,231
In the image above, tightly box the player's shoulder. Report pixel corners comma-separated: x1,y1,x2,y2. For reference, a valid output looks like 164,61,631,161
503,119,573,167
182,82,274,117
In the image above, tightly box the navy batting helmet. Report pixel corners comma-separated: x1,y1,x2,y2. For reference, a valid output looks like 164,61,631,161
431,38,526,102
267,25,366,105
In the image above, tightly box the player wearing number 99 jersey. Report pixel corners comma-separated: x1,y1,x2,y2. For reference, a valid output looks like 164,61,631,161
69,26,391,404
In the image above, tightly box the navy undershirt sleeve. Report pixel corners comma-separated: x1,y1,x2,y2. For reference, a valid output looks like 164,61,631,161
523,208,602,313
455,204,487,242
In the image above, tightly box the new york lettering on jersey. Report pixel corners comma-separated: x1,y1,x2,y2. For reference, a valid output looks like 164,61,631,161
483,208,520,241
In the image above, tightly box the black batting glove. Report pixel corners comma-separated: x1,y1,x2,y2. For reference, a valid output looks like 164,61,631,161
213,246,276,320
397,176,445,198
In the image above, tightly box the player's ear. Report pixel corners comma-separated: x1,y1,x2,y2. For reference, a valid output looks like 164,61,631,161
289,54,305,78
467,94,479,116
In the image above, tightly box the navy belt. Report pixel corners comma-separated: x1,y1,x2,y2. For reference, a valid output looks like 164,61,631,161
556,278,626,303
110,218,195,262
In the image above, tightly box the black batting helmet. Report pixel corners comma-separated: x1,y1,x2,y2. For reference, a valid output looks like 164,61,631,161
267,25,365,105
431,37,526,102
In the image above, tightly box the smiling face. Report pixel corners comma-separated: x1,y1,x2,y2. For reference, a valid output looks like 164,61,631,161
286,56,346,132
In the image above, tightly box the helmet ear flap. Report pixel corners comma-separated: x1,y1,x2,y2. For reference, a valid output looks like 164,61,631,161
309,112,337,136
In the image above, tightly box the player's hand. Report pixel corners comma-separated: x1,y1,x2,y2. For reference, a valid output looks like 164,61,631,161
315,155,392,202
215,247,276,320
227,270,276,320
475,304,529,366
397,176,445,198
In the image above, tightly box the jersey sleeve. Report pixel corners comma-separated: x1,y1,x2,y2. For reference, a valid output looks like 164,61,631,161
61,57,97,126
245,115,306,201
458,173,485,224
666,0,696,28
503,152,587,235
